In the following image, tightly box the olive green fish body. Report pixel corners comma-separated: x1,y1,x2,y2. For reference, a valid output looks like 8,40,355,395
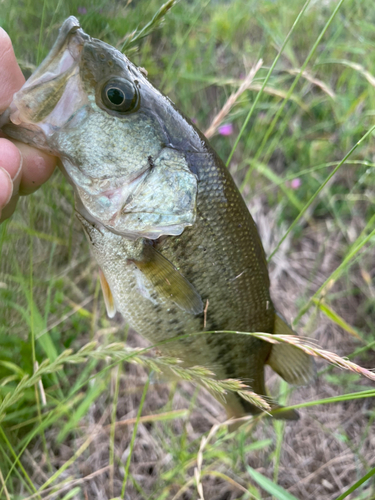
1,17,314,419
79,144,274,414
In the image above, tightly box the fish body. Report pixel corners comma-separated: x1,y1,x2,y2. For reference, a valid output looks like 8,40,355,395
2,17,314,418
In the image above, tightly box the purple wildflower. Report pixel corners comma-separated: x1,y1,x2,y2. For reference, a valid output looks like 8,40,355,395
290,178,302,190
78,7,87,14
218,123,233,136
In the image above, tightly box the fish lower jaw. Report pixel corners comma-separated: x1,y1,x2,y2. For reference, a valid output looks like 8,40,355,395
2,120,53,154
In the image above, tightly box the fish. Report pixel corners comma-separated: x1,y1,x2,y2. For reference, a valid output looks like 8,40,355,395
1,17,314,420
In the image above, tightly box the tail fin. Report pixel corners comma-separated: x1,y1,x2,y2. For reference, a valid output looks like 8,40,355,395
222,313,314,428
267,313,315,386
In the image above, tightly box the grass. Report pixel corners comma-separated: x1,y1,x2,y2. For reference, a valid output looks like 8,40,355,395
1,0,375,498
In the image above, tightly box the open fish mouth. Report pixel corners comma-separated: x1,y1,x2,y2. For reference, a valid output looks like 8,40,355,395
2,17,89,150
1,17,198,240
19,17,86,89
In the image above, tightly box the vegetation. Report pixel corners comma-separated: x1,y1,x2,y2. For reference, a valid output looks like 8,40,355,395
1,0,375,498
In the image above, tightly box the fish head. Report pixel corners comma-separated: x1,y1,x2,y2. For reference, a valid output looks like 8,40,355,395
2,17,199,239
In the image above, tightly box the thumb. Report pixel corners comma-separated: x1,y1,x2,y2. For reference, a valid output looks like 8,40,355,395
0,28,25,113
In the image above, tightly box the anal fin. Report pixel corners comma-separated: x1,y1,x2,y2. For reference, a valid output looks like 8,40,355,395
132,244,203,315
267,313,315,386
224,394,299,431
99,268,116,319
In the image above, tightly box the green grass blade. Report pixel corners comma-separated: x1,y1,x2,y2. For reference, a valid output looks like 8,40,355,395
294,225,375,324
121,375,150,497
252,161,304,212
121,0,176,51
109,364,121,495
312,299,362,339
227,0,311,167
334,465,375,500
240,0,346,187
274,389,375,414
0,426,37,495
0,442,33,497
272,379,289,486
269,123,375,262
160,0,211,90
60,487,82,500
36,0,47,64
57,378,108,442
246,466,299,500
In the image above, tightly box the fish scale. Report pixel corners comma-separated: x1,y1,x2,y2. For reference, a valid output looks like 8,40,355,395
1,16,315,420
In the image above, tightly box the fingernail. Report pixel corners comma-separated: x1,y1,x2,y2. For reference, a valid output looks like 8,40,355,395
12,147,23,182
0,167,13,207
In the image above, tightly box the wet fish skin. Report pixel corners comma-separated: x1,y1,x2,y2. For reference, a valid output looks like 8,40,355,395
1,17,314,419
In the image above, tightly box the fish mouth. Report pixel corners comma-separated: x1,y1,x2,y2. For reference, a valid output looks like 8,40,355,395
2,17,89,151
21,17,87,90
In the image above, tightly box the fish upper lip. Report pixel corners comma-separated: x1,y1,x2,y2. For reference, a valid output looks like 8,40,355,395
20,17,88,91
7,17,89,131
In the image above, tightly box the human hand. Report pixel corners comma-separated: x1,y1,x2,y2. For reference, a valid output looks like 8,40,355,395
0,28,56,222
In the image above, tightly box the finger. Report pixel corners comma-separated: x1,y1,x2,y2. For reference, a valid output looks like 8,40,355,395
0,191,19,222
0,167,13,209
0,140,22,222
0,139,56,223
0,165,19,223
0,28,25,113
0,138,22,179
14,141,56,195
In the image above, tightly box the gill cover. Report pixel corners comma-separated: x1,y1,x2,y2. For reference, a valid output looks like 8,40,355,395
99,148,198,240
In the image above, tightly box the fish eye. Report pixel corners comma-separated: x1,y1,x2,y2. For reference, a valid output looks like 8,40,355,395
101,78,139,113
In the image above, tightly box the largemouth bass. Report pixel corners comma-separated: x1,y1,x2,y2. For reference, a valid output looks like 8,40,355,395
2,17,314,419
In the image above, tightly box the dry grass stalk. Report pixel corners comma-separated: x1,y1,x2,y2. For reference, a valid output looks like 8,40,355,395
240,83,310,112
195,423,220,500
341,60,375,88
237,390,271,413
206,471,250,496
0,468,10,500
0,340,271,423
203,299,209,329
36,295,94,338
248,332,375,381
23,466,112,500
287,68,336,98
204,59,263,138
34,361,47,406
37,407,112,493
102,409,188,432
192,417,257,498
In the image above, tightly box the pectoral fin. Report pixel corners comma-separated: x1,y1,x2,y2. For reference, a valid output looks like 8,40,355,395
267,313,315,386
99,268,116,319
133,245,203,315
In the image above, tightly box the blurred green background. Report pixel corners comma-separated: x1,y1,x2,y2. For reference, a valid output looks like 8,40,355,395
1,0,375,499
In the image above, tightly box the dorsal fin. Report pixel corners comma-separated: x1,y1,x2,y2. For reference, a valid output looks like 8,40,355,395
132,244,203,315
267,313,315,386
99,268,116,318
